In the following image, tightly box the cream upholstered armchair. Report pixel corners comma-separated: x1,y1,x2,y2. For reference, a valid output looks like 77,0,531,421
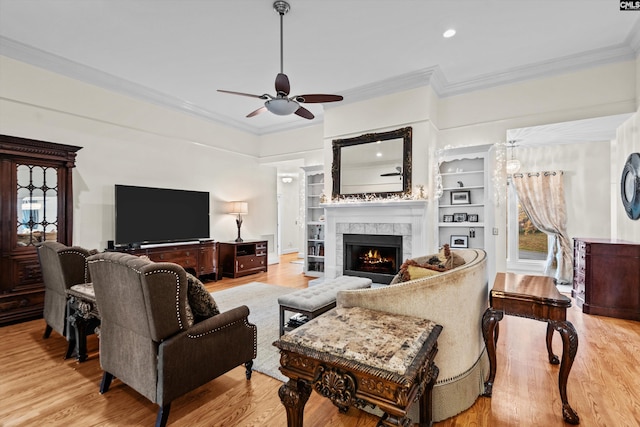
37,241,92,358
336,248,488,422
87,252,257,427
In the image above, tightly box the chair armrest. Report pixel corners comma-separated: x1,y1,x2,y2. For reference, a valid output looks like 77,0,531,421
187,305,252,337
157,305,257,404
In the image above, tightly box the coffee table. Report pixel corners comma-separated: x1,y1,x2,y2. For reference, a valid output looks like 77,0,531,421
273,306,442,427
482,272,579,424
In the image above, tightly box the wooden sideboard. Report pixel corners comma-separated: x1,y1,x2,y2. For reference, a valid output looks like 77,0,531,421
219,240,268,278
118,241,218,280
572,237,640,321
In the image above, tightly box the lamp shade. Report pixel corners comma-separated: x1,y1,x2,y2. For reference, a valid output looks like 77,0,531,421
227,201,248,215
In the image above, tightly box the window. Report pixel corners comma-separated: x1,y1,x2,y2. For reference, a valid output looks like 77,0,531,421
506,181,549,272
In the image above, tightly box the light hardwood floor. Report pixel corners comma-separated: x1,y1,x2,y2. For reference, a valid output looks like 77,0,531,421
1,253,639,426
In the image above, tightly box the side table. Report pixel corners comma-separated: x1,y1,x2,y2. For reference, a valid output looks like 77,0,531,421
274,306,442,427
66,283,100,362
482,272,579,424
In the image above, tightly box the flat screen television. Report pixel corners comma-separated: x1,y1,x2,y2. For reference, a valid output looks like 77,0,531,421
115,184,210,246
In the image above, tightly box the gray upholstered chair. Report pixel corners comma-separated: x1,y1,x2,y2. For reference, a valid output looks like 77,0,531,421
37,241,92,358
87,252,257,427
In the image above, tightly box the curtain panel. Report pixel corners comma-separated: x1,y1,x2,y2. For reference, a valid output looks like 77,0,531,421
511,171,572,283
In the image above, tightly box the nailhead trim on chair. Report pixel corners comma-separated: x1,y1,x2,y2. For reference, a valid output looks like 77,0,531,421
59,249,91,283
88,258,187,331
145,269,185,330
187,318,258,359
187,318,245,338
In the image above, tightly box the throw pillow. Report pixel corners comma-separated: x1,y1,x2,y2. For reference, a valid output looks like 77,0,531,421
186,273,220,321
407,264,442,280
442,244,466,270
397,258,446,282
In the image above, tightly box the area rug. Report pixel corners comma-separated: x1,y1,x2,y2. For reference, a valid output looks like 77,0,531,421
212,282,293,382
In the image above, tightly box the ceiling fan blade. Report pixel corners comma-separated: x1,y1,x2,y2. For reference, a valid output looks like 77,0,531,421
218,89,268,100
275,73,290,96
380,173,401,176
246,106,267,118
294,106,314,120
295,94,344,103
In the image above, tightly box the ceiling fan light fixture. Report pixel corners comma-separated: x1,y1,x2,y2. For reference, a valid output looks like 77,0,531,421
265,98,299,115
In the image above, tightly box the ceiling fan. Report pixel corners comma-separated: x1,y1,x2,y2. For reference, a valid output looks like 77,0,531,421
217,1,343,120
380,166,402,177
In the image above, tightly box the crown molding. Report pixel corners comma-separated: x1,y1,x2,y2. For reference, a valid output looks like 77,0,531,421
437,43,637,97
0,36,257,134
1,35,637,135
627,18,640,54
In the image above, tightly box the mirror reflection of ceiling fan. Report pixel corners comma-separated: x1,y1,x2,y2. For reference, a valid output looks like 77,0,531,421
217,1,343,120
380,166,402,177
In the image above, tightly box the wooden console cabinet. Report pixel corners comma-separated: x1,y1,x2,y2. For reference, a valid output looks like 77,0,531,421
120,241,218,280
573,238,640,321
219,240,268,278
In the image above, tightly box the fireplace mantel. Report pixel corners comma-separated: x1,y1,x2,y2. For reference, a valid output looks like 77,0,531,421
321,200,429,281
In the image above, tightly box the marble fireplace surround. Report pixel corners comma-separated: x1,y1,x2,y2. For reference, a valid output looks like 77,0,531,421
321,200,429,280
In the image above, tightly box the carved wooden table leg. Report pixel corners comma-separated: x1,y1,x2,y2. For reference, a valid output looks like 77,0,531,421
278,379,311,427
418,363,439,427
550,320,580,425
481,307,503,396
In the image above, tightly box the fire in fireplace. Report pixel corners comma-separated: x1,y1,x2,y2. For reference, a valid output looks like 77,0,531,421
343,234,402,284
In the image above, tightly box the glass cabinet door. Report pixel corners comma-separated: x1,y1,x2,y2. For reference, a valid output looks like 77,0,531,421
16,164,59,247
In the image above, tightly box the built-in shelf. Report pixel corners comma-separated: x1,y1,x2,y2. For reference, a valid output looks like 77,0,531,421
437,147,491,251
302,165,325,277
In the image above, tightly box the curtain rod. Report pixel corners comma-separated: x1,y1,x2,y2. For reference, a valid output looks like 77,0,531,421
511,170,563,178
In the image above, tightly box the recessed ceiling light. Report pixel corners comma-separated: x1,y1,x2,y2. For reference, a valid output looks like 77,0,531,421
376,152,382,157
443,29,456,38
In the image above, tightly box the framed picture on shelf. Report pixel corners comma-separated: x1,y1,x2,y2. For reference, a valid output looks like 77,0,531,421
443,215,454,222
468,214,479,222
450,235,469,248
451,190,471,205
453,212,468,222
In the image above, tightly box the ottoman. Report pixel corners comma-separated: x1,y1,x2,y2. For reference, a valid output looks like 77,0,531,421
278,275,372,336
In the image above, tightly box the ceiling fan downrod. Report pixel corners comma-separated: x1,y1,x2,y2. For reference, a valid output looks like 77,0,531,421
273,1,290,75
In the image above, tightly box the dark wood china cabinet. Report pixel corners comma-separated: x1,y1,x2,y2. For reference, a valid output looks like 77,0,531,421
0,135,81,326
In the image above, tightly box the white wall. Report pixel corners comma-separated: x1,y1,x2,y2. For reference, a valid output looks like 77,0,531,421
0,56,278,252
614,110,640,242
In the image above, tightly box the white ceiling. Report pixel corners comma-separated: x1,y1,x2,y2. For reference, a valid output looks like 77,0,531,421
0,1,639,135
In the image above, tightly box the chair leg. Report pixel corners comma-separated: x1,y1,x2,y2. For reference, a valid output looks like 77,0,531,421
155,403,171,427
245,360,253,380
43,324,53,339
100,372,114,394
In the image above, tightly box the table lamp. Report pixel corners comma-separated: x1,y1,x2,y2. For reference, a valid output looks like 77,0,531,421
227,201,248,242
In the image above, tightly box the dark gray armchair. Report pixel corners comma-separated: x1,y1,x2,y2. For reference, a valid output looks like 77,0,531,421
37,241,92,358
87,252,257,427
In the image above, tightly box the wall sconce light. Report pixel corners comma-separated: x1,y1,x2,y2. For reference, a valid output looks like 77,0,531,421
281,176,293,184
227,201,248,242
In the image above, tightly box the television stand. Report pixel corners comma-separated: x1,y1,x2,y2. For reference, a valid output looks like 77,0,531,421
114,241,218,280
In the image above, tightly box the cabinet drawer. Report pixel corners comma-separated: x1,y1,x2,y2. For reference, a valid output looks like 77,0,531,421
148,250,197,268
237,254,266,271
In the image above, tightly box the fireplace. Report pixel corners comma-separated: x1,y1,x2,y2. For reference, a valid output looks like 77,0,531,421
343,234,402,284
